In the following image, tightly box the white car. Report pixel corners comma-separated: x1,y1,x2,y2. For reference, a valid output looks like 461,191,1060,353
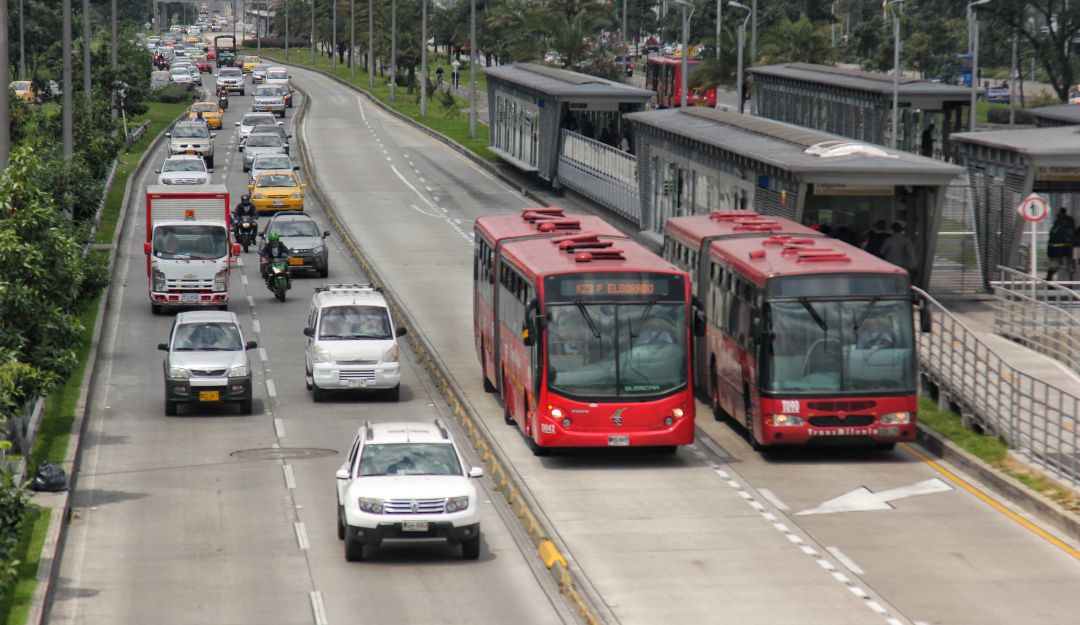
155,155,210,185
303,284,405,401
234,112,280,149
170,67,194,84
335,420,484,562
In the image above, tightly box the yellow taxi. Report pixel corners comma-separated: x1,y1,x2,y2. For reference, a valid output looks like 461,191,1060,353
9,81,36,101
242,56,262,74
185,35,199,44
188,101,224,129
248,171,307,213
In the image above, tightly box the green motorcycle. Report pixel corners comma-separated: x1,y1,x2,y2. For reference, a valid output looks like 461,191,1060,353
267,259,291,302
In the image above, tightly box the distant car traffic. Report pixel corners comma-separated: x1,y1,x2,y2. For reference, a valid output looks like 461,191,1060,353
167,120,216,168
248,153,298,185
189,101,224,129
235,112,279,148
252,84,287,117
216,67,245,95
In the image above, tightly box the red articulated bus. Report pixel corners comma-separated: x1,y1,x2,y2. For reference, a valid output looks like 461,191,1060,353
664,211,918,451
644,56,717,108
474,207,695,455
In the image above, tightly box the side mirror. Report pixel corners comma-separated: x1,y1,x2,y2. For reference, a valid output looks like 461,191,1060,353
303,327,315,338
232,243,241,256
293,165,300,170
143,242,152,255
468,467,484,478
234,121,240,126
245,340,258,350
210,132,217,138
154,169,161,174
300,183,308,190
238,145,243,152
164,132,171,137
693,310,706,337
522,323,535,347
322,230,330,238
207,168,214,173
157,343,169,351
276,121,283,126
286,134,293,139
395,326,408,338
335,466,350,481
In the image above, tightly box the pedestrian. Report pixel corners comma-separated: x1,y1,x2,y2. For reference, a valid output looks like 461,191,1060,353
435,65,444,88
921,122,935,158
862,220,889,258
1047,213,1075,281
880,222,916,272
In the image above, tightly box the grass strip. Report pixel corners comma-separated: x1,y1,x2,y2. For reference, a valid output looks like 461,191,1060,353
918,397,1079,511
249,47,496,161
0,506,50,625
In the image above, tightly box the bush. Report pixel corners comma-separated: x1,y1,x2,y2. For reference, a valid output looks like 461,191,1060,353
0,471,27,594
986,107,1035,125
149,83,196,104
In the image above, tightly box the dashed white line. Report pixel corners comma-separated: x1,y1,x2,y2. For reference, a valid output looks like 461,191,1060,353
236,256,244,267
274,417,285,438
252,319,261,334
294,522,310,550
867,601,888,615
259,347,269,362
247,295,256,307
758,488,789,511
827,546,866,575
266,379,277,397
282,464,296,489
309,591,329,625
356,94,366,121
240,274,248,286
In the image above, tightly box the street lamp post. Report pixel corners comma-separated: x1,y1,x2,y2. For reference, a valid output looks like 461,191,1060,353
19,0,26,81
729,1,750,113
257,1,262,54
286,0,290,60
63,0,73,161
421,0,428,116
351,0,356,79
332,0,337,70
83,0,92,109
0,0,9,170
715,0,722,62
675,0,693,109
311,0,316,64
469,0,476,138
968,0,991,132
368,0,374,87
390,0,397,101
889,0,905,149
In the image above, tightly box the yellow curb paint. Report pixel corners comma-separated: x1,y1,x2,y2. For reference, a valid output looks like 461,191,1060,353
538,539,568,569
902,443,1080,561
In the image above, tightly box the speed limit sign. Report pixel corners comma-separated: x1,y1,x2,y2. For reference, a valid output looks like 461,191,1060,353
1018,193,1049,222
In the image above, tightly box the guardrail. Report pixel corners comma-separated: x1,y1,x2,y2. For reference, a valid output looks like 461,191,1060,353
915,286,1080,485
127,120,151,145
990,266,1080,373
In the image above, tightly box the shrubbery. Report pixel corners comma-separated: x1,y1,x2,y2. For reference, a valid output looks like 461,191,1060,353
149,83,197,104
986,107,1036,125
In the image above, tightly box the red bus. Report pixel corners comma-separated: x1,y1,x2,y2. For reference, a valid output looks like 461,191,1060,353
644,56,717,108
664,211,918,451
474,208,695,454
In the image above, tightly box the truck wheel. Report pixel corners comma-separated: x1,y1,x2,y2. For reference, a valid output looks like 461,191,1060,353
165,400,178,416
151,303,162,315
312,384,327,403
461,533,481,560
318,264,329,278
239,397,252,414
337,505,345,540
206,156,214,169
344,531,364,562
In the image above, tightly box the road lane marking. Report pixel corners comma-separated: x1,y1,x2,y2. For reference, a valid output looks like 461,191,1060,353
247,295,256,307
274,417,285,438
259,347,268,362
758,488,789,510
241,274,248,286
252,319,261,334
901,443,1080,561
309,591,329,625
294,522,310,550
796,478,951,516
867,601,888,615
266,379,277,397
357,94,366,121
827,546,866,575
283,464,296,489
237,256,244,267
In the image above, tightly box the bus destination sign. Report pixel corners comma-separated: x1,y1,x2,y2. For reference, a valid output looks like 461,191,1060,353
548,273,682,301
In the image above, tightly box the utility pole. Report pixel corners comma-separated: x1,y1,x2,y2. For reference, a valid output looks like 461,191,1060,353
390,0,397,101
750,0,757,66
421,0,427,115
368,0,374,87
18,0,25,81
0,0,9,170
676,0,692,108
83,0,92,108
621,0,628,78
311,0,316,64
257,1,262,54
351,0,356,79
332,0,337,70
469,0,476,138
716,0,722,62
63,0,74,161
286,0,290,60
111,0,118,120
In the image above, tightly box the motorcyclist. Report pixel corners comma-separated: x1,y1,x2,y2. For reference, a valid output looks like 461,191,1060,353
259,231,290,283
233,194,257,236
217,85,229,110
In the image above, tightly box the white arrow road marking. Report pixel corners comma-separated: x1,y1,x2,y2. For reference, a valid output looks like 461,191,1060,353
796,478,952,516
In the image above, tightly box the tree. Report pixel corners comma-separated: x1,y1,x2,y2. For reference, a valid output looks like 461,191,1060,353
988,0,1080,101
758,13,834,65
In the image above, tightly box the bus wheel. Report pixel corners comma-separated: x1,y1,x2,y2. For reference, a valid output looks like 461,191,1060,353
745,396,764,452
711,368,730,422
501,373,515,425
483,376,496,393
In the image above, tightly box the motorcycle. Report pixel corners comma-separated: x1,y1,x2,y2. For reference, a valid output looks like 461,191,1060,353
236,218,257,252
267,259,291,302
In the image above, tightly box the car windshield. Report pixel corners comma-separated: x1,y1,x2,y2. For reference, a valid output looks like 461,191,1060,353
246,135,281,147
172,322,243,351
358,443,462,477
172,125,209,138
267,70,288,79
242,115,274,127
255,87,282,96
762,299,915,393
11,81,30,90
318,305,391,339
254,156,291,170
163,159,205,172
153,224,228,260
219,68,241,76
191,103,217,113
257,174,298,188
170,69,188,77
271,220,320,238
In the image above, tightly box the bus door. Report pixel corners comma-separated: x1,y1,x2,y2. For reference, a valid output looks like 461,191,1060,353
691,237,716,393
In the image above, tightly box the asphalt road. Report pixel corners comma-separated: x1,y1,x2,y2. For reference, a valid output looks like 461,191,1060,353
288,63,1080,625
49,75,569,625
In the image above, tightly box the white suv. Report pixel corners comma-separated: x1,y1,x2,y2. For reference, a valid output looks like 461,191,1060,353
335,420,484,561
304,284,406,401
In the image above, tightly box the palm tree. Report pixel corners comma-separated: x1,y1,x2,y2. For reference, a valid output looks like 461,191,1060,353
759,13,833,65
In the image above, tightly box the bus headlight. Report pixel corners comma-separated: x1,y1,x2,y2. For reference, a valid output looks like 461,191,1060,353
672,408,685,418
880,412,911,425
550,408,564,419
769,414,804,426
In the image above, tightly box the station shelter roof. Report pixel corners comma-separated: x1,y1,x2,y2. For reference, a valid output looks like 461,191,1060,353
951,126,1080,157
1028,104,1080,126
751,63,977,106
624,107,964,185
484,63,654,102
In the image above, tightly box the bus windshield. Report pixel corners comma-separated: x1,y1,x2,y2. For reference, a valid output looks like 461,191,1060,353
762,299,914,394
545,274,687,399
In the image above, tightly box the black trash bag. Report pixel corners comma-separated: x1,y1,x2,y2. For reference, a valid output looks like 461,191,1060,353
30,462,68,492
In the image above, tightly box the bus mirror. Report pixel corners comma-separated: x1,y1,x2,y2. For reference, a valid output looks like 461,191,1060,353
521,324,534,346
693,310,706,337
691,295,703,309
920,305,932,333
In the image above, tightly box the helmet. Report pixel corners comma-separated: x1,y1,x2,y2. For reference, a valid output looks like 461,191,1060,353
268,232,280,242
241,194,251,204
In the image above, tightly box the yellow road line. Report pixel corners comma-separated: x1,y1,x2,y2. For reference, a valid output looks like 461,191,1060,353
902,443,1080,560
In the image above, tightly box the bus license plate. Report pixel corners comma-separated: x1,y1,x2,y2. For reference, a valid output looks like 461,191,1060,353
199,390,219,402
401,521,428,532
181,293,198,303
877,426,900,437
607,435,630,447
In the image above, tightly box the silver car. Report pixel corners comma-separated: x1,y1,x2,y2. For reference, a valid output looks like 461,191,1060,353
159,311,257,415
249,153,298,184
167,121,216,168
252,84,286,118
156,154,211,185
235,112,279,150
216,67,245,95
241,132,288,172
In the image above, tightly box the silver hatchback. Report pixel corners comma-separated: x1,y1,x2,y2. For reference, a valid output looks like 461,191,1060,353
159,311,257,415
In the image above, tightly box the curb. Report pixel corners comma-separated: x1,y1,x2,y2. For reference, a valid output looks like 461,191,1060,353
915,424,1080,547
26,112,183,625
291,84,610,625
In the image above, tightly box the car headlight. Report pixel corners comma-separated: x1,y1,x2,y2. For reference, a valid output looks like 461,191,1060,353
445,496,469,513
168,366,190,379
880,412,911,425
228,365,249,378
152,268,166,290
290,192,301,199
314,345,331,363
253,193,265,199
358,497,383,514
769,414,804,426
312,244,325,254
383,344,399,363
162,177,174,185
213,269,227,291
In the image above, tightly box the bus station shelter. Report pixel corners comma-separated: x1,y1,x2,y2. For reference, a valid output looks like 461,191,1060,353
1029,104,1080,128
623,107,966,290
952,127,1080,286
750,63,976,160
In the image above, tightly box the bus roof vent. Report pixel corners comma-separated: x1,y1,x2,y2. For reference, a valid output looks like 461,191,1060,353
733,220,781,232
575,249,625,262
537,219,581,232
521,207,565,222
794,250,850,263
762,235,815,246
710,210,760,221
748,249,766,259
561,239,615,252
554,233,600,247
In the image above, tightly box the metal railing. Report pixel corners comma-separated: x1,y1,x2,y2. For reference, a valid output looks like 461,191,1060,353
557,129,641,226
915,287,1080,485
560,130,636,186
990,266,1080,374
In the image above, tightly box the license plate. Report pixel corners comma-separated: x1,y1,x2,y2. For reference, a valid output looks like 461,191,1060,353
181,293,199,303
401,521,428,532
185,150,197,154
877,426,900,437
273,200,284,206
608,435,630,447
345,378,373,388
199,390,219,402
288,256,303,265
